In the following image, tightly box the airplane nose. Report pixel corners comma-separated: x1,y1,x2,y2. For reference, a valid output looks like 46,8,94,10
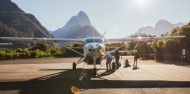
85,44,104,52
87,44,93,52
87,44,98,52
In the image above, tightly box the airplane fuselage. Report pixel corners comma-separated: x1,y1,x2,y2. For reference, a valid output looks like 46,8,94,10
83,37,105,57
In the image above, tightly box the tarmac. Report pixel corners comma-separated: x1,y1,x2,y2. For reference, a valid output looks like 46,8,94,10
0,56,190,94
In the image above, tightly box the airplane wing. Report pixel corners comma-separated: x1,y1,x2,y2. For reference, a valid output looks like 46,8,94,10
105,36,185,44
0,37,84,44
0,43,13,46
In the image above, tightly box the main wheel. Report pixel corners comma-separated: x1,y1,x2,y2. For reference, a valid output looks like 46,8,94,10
92,68,97,76
118,62,121,67
112,62,116,70
73,62,76,70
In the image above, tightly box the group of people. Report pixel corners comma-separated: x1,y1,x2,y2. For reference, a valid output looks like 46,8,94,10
101,50,139,71
101,49,120,71
98,45,139,71
124,52,139,68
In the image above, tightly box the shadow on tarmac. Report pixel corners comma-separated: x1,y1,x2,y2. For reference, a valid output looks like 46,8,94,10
158,61,190,67
132,67,140,70
0,68,190,94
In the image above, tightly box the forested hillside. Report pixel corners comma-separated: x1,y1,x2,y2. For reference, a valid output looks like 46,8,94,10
127,23,190,62
0,0,53,48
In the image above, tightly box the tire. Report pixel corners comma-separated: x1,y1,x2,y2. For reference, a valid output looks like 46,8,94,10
112,62,116,70
73,62,76,70
118,62,121,67
92,68,97,76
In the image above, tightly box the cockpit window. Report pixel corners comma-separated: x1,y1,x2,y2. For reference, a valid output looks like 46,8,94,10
84,38,104,44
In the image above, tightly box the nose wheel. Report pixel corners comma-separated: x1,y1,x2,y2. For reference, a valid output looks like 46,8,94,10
73,62,77,70
92,68,97,76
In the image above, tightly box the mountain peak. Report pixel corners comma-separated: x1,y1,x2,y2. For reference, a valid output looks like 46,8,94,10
155,19,173,29
135,26,155,36
133,19,187,37
155,19,172,27
78,11,86,16
53,11,100,39
64,11,91,28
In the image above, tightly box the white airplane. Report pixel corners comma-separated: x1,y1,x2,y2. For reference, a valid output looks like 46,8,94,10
0,35,185,75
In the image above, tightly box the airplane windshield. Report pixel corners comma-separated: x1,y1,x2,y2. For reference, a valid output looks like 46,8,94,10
85,38,104,44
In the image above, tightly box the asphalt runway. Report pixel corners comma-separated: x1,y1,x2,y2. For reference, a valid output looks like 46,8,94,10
0,56,190,94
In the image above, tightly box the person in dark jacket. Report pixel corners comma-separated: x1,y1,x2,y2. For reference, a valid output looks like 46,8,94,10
114,49,120,68
133,52,139,67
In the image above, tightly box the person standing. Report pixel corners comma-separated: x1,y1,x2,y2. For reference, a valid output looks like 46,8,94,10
104,53,113,71
133,52,139,67
114,49,120,68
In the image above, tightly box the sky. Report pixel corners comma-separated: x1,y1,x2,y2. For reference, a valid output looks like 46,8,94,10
11,0,190,38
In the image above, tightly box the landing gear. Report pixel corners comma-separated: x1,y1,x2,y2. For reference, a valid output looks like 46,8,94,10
118,62,121,67
73,62,76,70
112,62,121,70
115,62,121,69
112,62,116,70
92,68,97,76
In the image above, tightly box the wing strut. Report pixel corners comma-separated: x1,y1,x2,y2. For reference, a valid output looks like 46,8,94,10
63,46,84,57
107,42,128,54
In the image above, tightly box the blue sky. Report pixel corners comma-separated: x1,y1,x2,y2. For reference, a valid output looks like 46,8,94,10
12,0,190,38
